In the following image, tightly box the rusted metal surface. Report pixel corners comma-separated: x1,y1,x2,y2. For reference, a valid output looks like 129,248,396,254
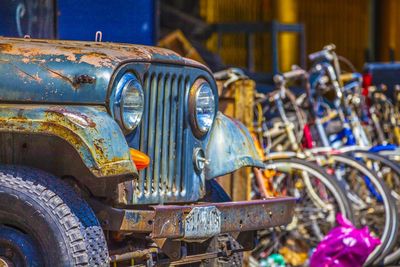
205,112,264,180
109,248,157,263
94,197,295,240
153,239,183,261
89,199,154,232
152,197,296,239
170,252,220,265
0,37,209,104
216,199,294,233
184,206,221,240
0,104,136,178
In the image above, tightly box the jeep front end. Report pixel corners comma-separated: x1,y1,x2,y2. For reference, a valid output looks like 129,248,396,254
0,38,294,266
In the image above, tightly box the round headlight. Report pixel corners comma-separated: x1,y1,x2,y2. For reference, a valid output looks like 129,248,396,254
114,73,144,133
189,79,216,136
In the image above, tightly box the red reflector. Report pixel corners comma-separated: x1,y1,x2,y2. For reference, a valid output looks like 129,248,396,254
362,73,372,97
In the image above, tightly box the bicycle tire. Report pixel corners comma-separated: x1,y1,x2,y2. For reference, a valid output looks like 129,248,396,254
255,158,353,266
349,151,400,265
264,158,354,222
328,154,398,266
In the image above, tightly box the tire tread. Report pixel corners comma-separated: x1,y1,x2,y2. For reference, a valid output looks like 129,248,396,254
0,166,109,266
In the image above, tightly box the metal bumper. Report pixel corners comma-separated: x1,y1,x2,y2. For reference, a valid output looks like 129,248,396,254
94,197,295,240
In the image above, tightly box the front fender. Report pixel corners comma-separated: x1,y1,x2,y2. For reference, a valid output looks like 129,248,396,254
205,112,264,179
0,104,137,178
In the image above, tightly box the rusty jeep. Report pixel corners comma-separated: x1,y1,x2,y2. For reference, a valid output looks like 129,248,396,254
0,37,294,266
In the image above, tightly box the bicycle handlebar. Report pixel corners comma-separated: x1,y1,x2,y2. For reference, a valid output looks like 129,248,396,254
282,69,307,80
340,73,362,83
309,44,336,62
273,68,307,85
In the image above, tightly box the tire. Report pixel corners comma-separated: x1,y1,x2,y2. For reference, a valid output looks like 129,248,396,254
0,165,109,267
328,154,398,266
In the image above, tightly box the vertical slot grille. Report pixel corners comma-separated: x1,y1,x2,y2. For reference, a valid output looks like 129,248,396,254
136,72,188,201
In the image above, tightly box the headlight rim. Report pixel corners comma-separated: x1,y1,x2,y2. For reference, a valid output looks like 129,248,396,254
189,78,216,138
113,72,144,134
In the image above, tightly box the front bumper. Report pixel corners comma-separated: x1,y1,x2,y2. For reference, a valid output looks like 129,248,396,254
93,197,295,240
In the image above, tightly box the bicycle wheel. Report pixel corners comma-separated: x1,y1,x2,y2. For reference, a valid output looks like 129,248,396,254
324,154,398,266
348,151,400,201
252,158,353,267
349,151,400,265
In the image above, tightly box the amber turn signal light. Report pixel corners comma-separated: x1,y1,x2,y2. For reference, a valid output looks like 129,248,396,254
129,148,150,170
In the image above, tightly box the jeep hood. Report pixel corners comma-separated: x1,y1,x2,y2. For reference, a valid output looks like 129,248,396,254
0,37,207,104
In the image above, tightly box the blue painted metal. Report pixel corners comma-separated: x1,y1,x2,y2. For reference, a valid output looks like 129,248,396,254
57,0,155,45
364,175,383,202
205,112,264,180
331,125,356,146
369,144,397,153
0,37,197,104
0,104,136,178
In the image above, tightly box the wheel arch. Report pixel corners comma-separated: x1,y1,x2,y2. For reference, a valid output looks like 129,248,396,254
0,104,138,199
0,132,118,198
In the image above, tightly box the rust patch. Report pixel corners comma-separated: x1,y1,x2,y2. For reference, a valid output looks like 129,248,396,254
93,139,107,160
82,51,108,58
0,43,12,53
21,58,30,64
0,44,77,62
0,37,205,69
0,104,136,178
79,52,113,68
60,46,83,53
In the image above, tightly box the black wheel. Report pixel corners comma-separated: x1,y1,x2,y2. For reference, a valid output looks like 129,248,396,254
0,225,43,267
0,165,109,267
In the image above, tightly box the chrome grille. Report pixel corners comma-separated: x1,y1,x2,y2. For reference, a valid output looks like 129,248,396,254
135,72,188,203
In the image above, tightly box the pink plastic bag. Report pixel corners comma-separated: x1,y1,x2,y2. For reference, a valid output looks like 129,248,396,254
310,214,381,267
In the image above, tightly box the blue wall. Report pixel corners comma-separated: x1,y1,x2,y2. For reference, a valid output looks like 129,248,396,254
0,0,155,45
57,0,155,45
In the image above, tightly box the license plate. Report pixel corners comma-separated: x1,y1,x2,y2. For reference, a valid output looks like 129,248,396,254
184,206,221,240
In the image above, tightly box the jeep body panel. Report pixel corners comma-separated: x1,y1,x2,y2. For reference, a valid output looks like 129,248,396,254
205,112,264,180
0,37,207,104
0,104,136,178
